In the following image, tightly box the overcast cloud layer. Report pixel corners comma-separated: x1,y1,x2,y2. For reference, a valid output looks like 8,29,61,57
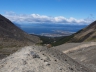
4,12,94,24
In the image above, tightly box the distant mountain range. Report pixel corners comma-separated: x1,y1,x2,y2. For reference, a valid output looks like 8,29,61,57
0,14,95,47
14,23,87,37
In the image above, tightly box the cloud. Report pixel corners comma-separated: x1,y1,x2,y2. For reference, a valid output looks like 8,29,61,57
3,12,94,24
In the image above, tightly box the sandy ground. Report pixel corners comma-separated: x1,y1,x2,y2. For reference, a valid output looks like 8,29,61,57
53,42,96,71
63,42,96,53
0,45,94,72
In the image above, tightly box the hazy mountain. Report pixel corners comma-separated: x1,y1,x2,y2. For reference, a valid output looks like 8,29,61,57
15,23,87,35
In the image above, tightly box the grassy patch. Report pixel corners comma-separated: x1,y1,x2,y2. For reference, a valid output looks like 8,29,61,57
52,34,74,46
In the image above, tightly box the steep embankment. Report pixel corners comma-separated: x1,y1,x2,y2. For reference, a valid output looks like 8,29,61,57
0,46,94,72
69,21,96,42
0,14,40,48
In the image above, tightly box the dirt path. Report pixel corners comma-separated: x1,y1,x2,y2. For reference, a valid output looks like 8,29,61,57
63,42,96,54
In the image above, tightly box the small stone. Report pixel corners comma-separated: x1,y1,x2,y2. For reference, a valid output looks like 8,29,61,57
41,59,43,60
42,54,45,55
23,61,27,65
54,60,57,62
45,62,50,66
44,57,51,62
33,54,40,58
65,59,67,61
30,51,40,58
69,67,74,70
60,69,62,70
59,68,62,70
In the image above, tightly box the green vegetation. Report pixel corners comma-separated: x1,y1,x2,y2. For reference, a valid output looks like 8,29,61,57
38,35,61,44
51,34,74,46
38,34,74,46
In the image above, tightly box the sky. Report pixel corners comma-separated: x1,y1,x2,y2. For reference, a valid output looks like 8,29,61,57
0,0,96,24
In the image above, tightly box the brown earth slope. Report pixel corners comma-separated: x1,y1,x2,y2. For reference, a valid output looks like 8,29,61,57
69,21,96,42
0,14,40,59
0,14,40,47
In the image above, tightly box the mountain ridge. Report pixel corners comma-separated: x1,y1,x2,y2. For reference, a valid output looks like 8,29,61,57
0,14,40,59
0,14,40,48
69,21,96,42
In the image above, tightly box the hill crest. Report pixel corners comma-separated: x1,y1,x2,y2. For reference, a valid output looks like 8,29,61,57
0,14,40,47
67,21,96,42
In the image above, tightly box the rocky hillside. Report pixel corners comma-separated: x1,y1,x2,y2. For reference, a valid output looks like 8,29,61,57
53,42,96,71
69,21,96,42
51,21,96,46
0,46,94,72
0,14,40,48
0,14,40,59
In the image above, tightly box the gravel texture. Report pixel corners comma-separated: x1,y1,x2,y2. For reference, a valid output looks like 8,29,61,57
0,45,94,72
